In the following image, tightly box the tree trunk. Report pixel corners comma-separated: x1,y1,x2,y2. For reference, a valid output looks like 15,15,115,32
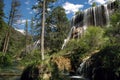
41,0,45,60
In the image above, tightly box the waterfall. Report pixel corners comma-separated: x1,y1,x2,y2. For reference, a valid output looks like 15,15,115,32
61,26,75,49
69,57,90,80
61,15,76,50
77,60,86,75
104,4,110,26
93,7,96,26
77,56,90,75
72,1,117,28
20,40,40,57
61,1,117,50
33,40,40,50
83,9,88,30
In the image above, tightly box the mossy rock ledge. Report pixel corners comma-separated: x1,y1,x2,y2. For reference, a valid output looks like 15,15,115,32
78,44,120,80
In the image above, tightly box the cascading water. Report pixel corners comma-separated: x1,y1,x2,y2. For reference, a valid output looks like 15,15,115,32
21,40,40,56
69,57,90,80
72,0,117,29
61,15,77,49
61,26,75,49
104,4,110,26
61,1,117,50
33,40,40,49
61,1,118,79
93,7,96,26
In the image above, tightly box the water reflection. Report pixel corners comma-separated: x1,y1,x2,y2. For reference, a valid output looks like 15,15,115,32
0,76,20,80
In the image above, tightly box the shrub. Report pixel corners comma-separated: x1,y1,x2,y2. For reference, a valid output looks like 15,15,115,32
83,26,107,50
0,52,12,67
105,10,120,44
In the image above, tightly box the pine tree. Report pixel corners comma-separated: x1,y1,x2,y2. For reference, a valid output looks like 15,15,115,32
30,17,35,41
45,6,70,51
0,0,4,28
33,0,57,60
92,2,97,7
2,0,21,53
41,0,45,60
25,20,28,54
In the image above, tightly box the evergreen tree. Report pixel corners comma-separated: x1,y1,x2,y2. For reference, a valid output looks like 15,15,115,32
0,0,4,28
33,0,57,60
30,17,35,41
92,2,97,7
46,6,70,51
2,0,21,53
25,20,28,54
75,11,81,15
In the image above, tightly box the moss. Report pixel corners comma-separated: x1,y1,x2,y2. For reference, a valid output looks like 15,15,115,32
82,44,120,80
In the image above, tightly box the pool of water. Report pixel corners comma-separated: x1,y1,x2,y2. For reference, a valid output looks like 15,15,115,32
0,76,20,80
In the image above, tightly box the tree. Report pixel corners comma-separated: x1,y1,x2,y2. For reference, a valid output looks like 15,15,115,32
25,20,28,54
83,26,106,50
106,10,120,43
75,11,81,15
33,0,57,60
41,0,45,60
30,17,35,41
2,0,21,53
45,6,70,51
92,2,97,7
0,0,4,28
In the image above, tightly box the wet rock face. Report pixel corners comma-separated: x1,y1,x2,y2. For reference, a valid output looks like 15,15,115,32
72,1,118,28
92,67,117,80
78,44,120,80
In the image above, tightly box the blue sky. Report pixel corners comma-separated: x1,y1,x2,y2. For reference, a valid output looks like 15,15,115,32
4,0,112,30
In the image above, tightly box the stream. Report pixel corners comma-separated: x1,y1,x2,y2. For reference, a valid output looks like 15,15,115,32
0,76,20,80
0,66,22,80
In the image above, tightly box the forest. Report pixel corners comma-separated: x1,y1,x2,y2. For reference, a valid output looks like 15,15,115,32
0,0,120,80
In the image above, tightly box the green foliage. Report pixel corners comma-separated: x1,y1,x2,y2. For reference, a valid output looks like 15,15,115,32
9,0,21,27
110,11,120,26
0,0,4,22
105,10,120,43
20,49,42,66
75,10,81,15
45,6,70,51
0,52,12,67
0,21,31,60
92,2,97,7
83,26,108,50
87,44,120,79
65,39,89,54
8,28,27,55
65,26,107,52
101,44,120,68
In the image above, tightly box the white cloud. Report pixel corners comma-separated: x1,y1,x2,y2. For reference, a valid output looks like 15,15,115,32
63,2,84,14
29,11,33,14
33,9,39,13
25,1,30,5
16,19,30,25
15,28,25,35
35,2,38,5
27,8,30,10
47,8,51,11
84,2,88,4
88,0,108,5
